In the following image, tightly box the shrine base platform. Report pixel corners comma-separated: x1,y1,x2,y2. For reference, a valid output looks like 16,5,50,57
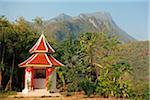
9,89,62,98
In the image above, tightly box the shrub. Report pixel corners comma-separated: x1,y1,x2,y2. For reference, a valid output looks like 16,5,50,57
143,88,150,100
80,79,96,97
95,62,134,98
96,80,133,98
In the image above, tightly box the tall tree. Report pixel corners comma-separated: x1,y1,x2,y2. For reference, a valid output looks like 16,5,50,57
0,16,10,88
32,16,43,34
4,17,36,91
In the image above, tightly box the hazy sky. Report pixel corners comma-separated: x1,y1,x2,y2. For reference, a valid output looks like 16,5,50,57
0,0,149,40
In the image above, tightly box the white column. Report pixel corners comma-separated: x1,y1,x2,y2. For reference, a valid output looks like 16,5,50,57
50,68,57,92
22,69,31,94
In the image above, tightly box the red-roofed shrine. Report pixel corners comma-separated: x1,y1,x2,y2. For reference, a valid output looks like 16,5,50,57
19,34,63,93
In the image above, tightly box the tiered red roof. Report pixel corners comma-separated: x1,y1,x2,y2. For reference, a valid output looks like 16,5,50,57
19,34,63,67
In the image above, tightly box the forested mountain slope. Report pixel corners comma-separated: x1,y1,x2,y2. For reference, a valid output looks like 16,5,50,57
31,12,136,43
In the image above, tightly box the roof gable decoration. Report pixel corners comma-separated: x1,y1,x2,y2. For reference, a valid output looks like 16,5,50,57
18,54,35,67
19,54,64,67
45,38,55,53
48,55,64,66
19,33,64,68
29,34,55,53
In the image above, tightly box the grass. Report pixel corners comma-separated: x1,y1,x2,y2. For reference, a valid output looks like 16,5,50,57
0,91,17,98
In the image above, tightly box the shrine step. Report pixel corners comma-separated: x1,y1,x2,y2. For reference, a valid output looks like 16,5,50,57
9,89,61,98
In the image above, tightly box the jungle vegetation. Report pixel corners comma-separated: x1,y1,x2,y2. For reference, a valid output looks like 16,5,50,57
0,16,149,99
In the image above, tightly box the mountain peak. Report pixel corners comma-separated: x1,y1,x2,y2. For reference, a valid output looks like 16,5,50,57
83,11,112,20
58,13,69,16
44,11,135,42
54,13,72,21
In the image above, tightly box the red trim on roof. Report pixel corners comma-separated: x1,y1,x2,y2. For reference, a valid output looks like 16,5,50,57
18,54,36,67
19,33,63,68
36,38,47,51
19,54,53,67
45,38,55,53
19,54,64,67
28,54,51,65
48,55,64,66
29,34,55,53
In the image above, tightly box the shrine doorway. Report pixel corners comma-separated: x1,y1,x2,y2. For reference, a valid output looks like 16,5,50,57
34,68,46,89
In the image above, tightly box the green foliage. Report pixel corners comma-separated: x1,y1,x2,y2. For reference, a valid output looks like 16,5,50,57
96,62,133,98
48,76,52,91
142,88,150,100
116,41,149,99
0,16,38,90
0,91,17,98
27,79,30,89
80,79,96,97
55,32,142,98
0,64,4,71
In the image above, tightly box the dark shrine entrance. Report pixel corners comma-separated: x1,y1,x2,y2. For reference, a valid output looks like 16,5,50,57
34,68,46,89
